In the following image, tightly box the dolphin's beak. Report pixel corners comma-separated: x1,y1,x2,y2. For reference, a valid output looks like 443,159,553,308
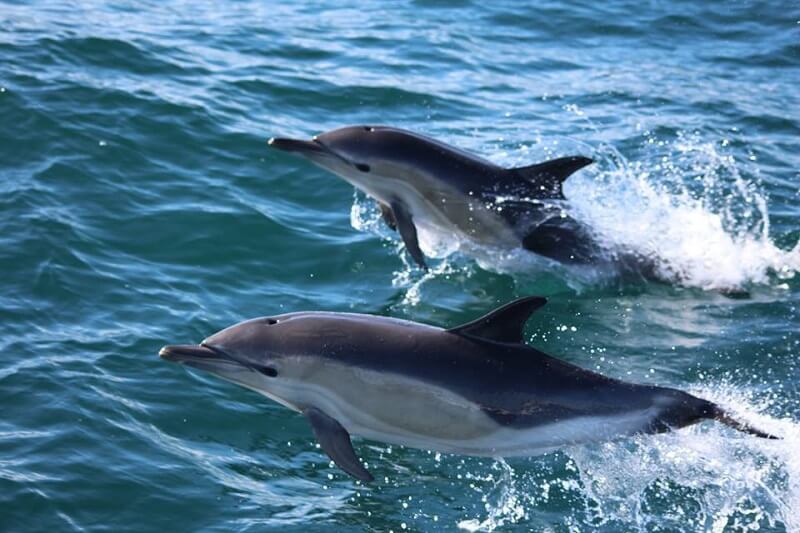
159,344,220,362
268,137,328,155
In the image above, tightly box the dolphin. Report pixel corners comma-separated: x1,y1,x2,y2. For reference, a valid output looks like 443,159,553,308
159,297,776,482
269,126,598,269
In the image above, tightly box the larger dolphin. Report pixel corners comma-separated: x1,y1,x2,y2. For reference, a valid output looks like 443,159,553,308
160,297,776,482
269,126,598,269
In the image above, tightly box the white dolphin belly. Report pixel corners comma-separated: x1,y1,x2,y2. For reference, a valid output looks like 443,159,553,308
268,363,499,447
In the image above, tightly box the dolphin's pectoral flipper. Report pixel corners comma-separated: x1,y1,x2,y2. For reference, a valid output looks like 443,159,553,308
378,202,397,231
390,200,428,270
304,407,374,482
447,296,547,344
511,156,593,199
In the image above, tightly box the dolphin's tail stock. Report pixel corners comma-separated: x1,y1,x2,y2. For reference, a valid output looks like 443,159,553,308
655,394,780,440
710,405,780,439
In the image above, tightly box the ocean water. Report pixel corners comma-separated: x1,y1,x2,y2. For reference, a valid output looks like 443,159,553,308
1,1,799,531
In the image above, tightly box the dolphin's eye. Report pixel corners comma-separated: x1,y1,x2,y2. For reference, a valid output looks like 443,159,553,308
363,126,373,132
355,163,370,172
257,366,278,378
266,318,278,325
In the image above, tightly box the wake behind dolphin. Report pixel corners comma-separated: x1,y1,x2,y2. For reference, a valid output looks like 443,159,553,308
270,126,598,269
160,297,776,482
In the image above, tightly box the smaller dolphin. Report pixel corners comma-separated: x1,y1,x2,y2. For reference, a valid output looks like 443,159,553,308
160,297,776,482
269,126,597,269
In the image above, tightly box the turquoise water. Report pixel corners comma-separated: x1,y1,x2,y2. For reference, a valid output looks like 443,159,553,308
2,1,799,531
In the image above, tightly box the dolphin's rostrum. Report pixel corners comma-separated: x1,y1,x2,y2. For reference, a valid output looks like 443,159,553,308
269,126,597,269
160,297,777,482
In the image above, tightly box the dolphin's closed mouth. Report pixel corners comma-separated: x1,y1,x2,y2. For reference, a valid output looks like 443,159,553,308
159,344,222,362
160,343,278,377
269,136,366,170
268,137,328,155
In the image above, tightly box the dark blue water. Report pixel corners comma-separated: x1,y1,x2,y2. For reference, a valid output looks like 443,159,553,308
2,1,799,531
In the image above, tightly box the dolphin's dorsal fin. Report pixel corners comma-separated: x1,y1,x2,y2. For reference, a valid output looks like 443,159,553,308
510,156,593,199
447,296,547,344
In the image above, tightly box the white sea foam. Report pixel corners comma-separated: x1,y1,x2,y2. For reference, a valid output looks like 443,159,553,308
564,133,799,291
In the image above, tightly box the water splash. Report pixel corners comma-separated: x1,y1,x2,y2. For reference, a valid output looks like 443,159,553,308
566,384,798,532
566,131,799,291
351,190,473,305
350,189,391,238
454,384,797,532
457,460,524,532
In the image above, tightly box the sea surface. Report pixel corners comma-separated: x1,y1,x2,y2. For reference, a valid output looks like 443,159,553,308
2,1,799,531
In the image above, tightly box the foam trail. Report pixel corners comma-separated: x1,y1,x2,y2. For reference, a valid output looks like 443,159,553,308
565,135,799,290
